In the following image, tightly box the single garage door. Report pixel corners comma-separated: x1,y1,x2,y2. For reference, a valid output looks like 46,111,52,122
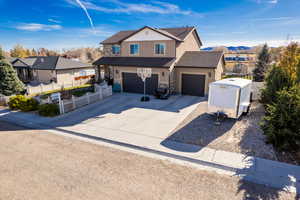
181,74,205,96
122,72,158,95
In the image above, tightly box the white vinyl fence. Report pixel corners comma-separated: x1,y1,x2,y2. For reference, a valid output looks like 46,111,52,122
61,85,112,113
0,95,10,106
26,82,86,95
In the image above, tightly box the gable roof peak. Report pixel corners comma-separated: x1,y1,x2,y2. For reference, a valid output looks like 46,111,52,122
101,26,199,44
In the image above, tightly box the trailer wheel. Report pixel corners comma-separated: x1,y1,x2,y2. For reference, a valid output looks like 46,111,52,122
243,105,251,116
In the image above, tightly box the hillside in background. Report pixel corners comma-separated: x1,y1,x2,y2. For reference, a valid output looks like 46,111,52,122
202,46,255,53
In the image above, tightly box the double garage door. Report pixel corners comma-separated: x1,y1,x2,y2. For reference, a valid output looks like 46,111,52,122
181,74,205,97
122,72,158,95
122,72,205,97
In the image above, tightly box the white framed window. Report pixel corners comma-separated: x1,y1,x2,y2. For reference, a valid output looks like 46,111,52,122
129,44,139,55
154,43,165,55
112,45,120,55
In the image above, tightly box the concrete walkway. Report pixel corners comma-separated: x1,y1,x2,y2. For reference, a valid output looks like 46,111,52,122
0,97,299,195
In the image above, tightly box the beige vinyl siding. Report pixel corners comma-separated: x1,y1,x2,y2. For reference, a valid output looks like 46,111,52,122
56,69,74,84
103,44,121,57
175,68,216,95
121,40,176,57
176,31,201,61
56,68,95,85
34,70,55,83
103,41,176,57
214,59,225,80
112,66,170,90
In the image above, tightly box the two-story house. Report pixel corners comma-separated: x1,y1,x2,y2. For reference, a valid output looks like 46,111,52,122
93,26,225,96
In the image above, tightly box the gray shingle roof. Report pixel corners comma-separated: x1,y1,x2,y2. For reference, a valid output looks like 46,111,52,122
160,27,195,41
11,56,91,70
93,56,175,68
176,51,224,68
101,30,135,44
6,57,18,63
11,58,36,68
101,26,198,44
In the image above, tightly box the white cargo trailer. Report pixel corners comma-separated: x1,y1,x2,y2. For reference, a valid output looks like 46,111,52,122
208,78,252,119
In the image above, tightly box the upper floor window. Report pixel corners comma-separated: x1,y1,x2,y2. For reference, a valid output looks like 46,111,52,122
130,44,139,55
112,45,120,55
155,43,165,55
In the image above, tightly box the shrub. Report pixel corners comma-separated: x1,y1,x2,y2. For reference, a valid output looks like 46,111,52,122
72,90,88,97
8,95,39,111
260,65,293,105
8,95,27,110
20,98,39,112
253,44,271,82
38,104,59,117
261,86,300,150
0,59,25,96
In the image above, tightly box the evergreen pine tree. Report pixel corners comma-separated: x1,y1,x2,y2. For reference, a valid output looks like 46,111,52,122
253,44,271,82
0,47,5,60
0,59,25,96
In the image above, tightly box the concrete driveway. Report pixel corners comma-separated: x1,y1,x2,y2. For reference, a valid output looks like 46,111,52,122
1,94,299,194
55,93,205,140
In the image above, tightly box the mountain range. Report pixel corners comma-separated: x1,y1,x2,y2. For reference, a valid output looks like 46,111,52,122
202,46,252,51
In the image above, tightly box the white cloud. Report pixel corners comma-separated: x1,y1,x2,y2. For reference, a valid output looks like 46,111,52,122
268,0,278,4
65,0,196,15
251,17,293,21
74,0,95,30
79,27,114,37
252,0,279,4
15,23,62,31
48,18,62,23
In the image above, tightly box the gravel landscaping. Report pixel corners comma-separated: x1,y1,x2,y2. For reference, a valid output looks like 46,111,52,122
167,101,278,161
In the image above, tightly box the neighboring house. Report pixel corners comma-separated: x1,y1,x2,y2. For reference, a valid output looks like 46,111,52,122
93,26,225,97
11,56,95,85
224,53,257,74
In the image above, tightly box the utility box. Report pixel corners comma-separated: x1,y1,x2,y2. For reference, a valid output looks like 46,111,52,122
208,78,252,119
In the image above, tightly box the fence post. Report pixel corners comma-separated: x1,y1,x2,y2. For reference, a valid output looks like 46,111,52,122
86,93,90,104
40,84,43,93
27,86,30,95
72,95,76,110
61,100,65,114
58,94,64,115
99,87,103,100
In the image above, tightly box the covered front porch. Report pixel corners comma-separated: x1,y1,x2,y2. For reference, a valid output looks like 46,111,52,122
15,67,34,83
93,56,176,94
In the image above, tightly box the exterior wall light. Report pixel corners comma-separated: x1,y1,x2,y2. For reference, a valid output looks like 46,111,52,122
208,72,212,78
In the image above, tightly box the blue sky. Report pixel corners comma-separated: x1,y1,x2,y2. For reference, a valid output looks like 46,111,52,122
0,0,300,51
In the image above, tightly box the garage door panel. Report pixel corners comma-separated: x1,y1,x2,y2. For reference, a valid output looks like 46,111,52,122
182,74,205,96
122,73,144,93
122,73,158,95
